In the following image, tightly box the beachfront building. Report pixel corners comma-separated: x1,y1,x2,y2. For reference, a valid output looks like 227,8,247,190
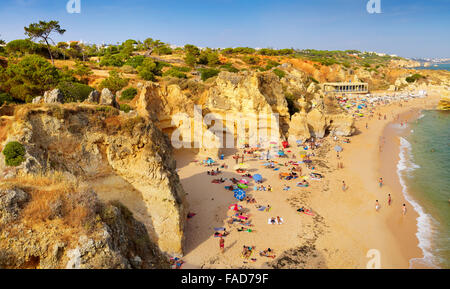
323,82,369,94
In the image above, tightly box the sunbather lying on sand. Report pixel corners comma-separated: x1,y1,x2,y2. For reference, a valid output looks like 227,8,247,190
242,246,254,259
237,227,254,233
259,248,276,259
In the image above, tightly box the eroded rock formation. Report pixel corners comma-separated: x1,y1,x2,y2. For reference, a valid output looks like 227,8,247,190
0,104,187,259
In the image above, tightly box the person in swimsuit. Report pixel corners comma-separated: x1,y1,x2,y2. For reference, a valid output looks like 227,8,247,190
219,237,225,253
376,200,380,212
379,178,383,188
388,194,392,206
402,204,407,215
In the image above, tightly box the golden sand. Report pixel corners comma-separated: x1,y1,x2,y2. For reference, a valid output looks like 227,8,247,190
175,93,441,269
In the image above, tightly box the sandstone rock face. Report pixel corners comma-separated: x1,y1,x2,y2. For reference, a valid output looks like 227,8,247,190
206,71,289,140
288,112,310,142
86,90,100,103
1,106,187,257
44,89,64,104
137,82,221,158
307,108,327,138
0,187,170,269
100,88,119,108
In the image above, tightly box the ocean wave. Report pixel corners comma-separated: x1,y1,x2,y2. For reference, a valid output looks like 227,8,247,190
397,137,438,268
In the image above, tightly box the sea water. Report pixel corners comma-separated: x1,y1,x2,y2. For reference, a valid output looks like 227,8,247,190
413,63,450,71
398,110,450,268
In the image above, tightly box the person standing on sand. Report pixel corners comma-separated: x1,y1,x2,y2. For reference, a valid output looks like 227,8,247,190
219,237,225,253
379,178,383,188
402,204,407,215
366,123,369,129
388,194,392,206
342,181,347,191
376,200,380,212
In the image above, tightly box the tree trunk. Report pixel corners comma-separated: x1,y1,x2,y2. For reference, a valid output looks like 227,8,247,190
45,39,54,65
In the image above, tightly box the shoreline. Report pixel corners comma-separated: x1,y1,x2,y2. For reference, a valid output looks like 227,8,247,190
364,94,441,268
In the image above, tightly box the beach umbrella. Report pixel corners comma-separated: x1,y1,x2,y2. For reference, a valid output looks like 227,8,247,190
278,150,285,156
239,179,249,184
253,174,263,182
228,204,239,211
233,189,246,201
206,158,215,165
238,183,248,189
334,145,343,152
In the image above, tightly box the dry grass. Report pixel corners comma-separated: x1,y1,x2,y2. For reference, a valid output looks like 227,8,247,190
2,171,95,230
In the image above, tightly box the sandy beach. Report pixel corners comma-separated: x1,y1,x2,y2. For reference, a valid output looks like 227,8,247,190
174,93,442,269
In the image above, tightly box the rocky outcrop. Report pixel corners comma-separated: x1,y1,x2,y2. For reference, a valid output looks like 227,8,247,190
1,105,187,257
0,188,29,225
0,187,170,269
100,88,119,108
44,89,64,104
86,90,100,103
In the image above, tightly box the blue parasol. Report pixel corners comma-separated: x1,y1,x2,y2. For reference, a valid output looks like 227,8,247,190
253,174,263,182
233,189,246,201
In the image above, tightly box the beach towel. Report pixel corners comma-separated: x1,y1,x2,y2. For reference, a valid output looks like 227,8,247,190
214,227,226,231
257,206,267,211
187,213,196,219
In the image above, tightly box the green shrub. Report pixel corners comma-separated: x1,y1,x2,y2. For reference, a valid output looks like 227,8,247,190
220,63,239,73
172,66,191,72
119,104,132,113
0,55,61,102
242,55,259,65
99,53,129,67
273,69,286,79
57,81,94,103
265,60,281,70
200,68,220,81
124,55,146,68
137,58,164,81
163,68,187,79
406,74,425,83
120,87,138,100
0,92,14,105
99,71,129,94
2,141,26,167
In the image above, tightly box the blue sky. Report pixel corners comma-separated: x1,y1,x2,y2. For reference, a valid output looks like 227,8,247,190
0,0,449,58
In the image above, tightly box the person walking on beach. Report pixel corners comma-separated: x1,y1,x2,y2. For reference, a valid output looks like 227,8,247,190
375,200,380,212
388,194,392,206
379,178,383,188
366,123,369,129
219,237,225,253
402,204,407,215
342,181,347,192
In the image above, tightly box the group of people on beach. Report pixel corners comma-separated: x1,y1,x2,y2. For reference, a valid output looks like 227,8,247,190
376,177,407,215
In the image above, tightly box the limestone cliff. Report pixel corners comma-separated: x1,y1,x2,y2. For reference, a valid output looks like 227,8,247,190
0,104,187,259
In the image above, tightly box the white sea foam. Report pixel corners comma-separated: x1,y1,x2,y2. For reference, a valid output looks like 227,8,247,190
397,137,438,268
